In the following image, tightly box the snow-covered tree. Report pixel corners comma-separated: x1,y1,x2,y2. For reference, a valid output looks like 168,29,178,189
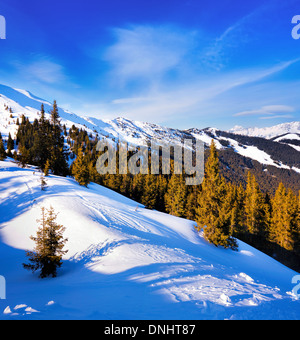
23,207,68,278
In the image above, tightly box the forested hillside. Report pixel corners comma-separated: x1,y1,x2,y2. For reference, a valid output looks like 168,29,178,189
2,101,300,271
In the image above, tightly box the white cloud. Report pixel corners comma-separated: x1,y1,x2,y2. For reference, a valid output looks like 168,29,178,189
81,60,298,125
25,60,67,84
260,114,294,120
104,24,197,85
12,57,69,85
234,105,295,117
98,20,300,124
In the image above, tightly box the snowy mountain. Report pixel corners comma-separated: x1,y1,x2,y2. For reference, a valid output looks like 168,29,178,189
0,159,299,320
0,84,300,319
0,83,299,171
229,122,300,140
0,82,300,194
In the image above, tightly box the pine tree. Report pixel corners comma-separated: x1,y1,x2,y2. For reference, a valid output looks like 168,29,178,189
44,159,51,176
71,148,90,187
18,143,31,168
195,141,238,250
119,174,132,196
7,132,14,155
34,104,51,169
0,133,6,161
231,183,245,235
286,189,298,251
132,173,144,202
49,101,69,176
294,191,300,255
155,175,168,212
164,174,187,217
270,183,297,252
141,174,158,210
40,174,47,191
244,172,266,238
23,207,68,278
185,187,198,220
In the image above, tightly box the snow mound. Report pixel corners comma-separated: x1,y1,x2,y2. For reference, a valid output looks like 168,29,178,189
0,160,299,320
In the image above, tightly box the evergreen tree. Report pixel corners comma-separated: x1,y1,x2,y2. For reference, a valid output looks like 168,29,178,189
195,141,238,250
155,175,168,212
164,175,187,217
18,143,31,167
287,189,298,251
44,159,51,176
49,101,69,176
294,192,300,255
7,132,14,154
270,183,297,251
119,174,132,197
141,174,158,209
71,148,90,187
185,187,198,220
132,173,144,202
231,183,245,235
0,133,6,161
40,174,47,191
23,207,68,278
34,104,51,169
244,172,267,238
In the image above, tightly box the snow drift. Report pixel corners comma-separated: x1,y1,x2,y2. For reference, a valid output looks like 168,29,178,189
0,160,299,320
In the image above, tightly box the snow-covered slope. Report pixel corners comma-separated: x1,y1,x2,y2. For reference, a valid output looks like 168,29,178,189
0,159,299,320
0,84,192,148
0,82,300,192
0,83,300,174
230,122,300,140
0,84,106,140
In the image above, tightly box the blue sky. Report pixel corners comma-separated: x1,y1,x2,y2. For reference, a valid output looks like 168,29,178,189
0,0,299,130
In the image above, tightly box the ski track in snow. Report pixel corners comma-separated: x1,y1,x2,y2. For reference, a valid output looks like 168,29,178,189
0,160,299,320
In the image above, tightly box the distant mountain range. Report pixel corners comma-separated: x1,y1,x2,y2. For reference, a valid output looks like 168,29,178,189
230,122,300,140
0,83,299,193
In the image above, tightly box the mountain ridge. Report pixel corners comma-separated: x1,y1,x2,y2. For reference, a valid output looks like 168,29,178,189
0,83,300,193
229,121,300,139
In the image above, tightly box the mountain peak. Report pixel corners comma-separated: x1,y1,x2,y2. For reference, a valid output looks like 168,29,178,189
229,121,300,139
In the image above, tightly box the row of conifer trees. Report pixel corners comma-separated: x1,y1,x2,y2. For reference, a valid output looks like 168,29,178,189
69,124,300,263
1,101,299,269
195,142,300,261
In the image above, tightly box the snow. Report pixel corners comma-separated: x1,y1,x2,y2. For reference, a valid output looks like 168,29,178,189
0,82,298,177
0,159,299,320
230,122,300,139
0,83,299,319
218,136,291,170
274,133,300,142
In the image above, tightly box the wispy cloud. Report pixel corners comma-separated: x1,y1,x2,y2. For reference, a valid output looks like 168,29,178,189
104,24,198,87
201,3,270,70
234,105,295,120
87,59,298,125
11,57,69,85
25,60,67,84
259,114,294,120
98,18,300,125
